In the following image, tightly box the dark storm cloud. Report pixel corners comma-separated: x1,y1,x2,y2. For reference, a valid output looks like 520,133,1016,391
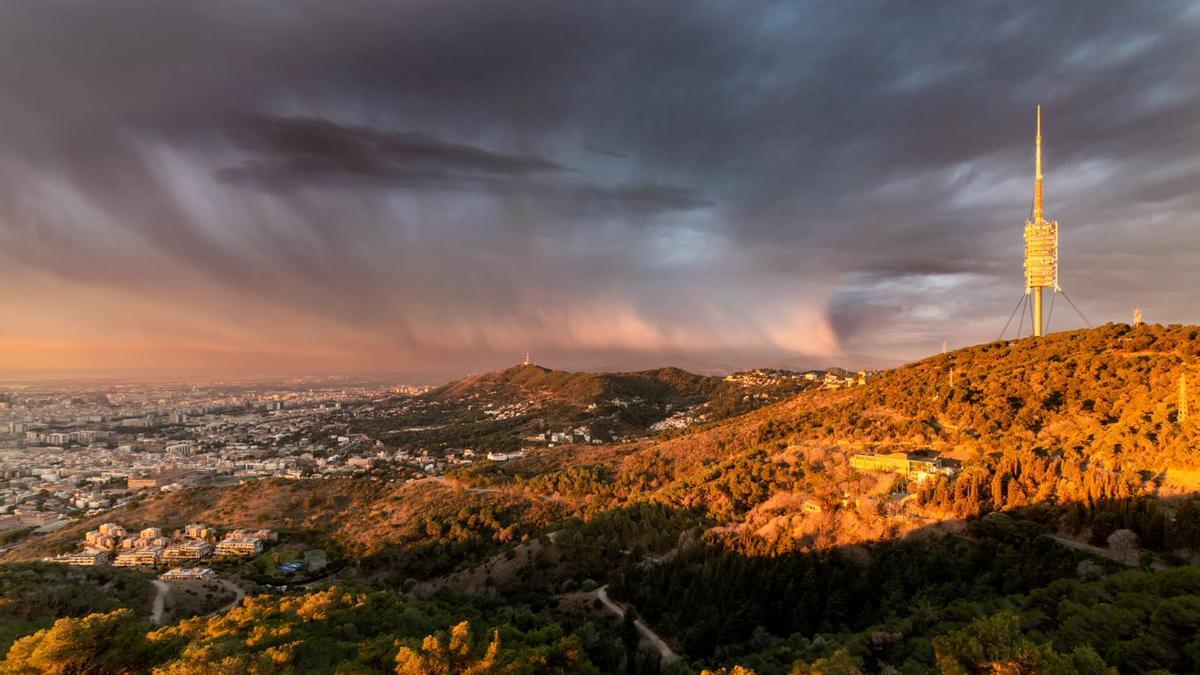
215,114,709,213
0,0,1196,378
217,115,564,187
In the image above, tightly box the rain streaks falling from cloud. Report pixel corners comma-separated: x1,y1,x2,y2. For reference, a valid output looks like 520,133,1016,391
0,1,1197,379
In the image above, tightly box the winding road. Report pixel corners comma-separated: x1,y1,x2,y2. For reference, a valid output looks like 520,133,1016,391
149,580,169,625
596,585,679,665
211,579,246,615
427,475,674,662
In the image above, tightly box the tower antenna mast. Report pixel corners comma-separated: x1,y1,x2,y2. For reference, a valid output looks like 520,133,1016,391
1001,106,1089,341
1023,105,1060,337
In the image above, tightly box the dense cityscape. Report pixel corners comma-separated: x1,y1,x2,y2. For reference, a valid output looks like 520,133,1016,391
0,378,429,543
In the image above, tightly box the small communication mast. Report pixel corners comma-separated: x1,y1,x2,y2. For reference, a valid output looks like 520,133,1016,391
1181,373,1189,423
1133,308,1144,326
523,352,532,366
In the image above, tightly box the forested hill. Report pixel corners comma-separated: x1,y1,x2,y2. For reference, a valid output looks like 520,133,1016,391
756,322,1199,468
5,325,1200,674
501,323,1200,557
426,363,724,406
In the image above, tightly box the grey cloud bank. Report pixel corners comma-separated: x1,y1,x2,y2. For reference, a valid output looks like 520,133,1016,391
0,1,1196,379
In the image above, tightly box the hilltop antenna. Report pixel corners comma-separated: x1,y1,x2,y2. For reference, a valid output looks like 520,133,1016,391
1024,105,1059,338
523,352,532,366
1133,308,1144,326
1181,373,1189,423
942,340,948,355
1002,106,1090,338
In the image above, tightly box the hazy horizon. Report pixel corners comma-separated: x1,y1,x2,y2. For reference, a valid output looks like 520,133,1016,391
0,348,905,385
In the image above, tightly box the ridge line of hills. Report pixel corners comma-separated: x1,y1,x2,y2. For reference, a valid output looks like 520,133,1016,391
3,323,1199,674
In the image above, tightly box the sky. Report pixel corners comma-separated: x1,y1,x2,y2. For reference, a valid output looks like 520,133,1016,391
0,1,1197,381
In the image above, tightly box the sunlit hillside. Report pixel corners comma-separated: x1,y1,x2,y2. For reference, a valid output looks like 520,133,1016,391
4,324,1199,673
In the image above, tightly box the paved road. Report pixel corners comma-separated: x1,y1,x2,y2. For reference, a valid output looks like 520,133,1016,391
211,579,246,615
150,580,169,625
596,585,679,665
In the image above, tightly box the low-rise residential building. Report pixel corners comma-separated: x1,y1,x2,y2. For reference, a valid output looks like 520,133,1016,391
114,547,163,567
98,522,127,538
163,540,214,563
215,537,262,556
226,528,277,542
184,523,217,541
160,567,216,581
83,531,120,550
56,550,112,566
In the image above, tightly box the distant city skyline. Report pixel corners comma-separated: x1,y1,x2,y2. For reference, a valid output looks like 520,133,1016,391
1,2,1197,379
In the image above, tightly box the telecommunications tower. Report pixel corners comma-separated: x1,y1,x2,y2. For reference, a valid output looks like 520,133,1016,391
1024,105,1058,337
999,106,1088,340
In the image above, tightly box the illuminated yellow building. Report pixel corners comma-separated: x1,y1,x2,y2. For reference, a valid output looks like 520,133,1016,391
1024,105,1058,337
849,451,942,480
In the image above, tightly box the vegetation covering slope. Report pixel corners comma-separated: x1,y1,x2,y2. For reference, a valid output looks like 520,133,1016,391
427,365,723,407
2,324,1198,674
0,563,152,655
1,588,599,674
388,363,819,449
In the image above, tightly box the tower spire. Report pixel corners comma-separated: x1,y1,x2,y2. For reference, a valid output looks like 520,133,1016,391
1033,105,1044,222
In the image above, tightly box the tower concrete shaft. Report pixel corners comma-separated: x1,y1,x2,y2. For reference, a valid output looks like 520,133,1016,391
1033,287,1043,337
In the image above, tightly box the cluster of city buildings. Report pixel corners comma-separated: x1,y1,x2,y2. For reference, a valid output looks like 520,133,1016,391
54,521,277,568
0,379,434,533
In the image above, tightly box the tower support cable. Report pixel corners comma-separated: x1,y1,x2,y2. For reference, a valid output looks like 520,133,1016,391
999,294,1027,341
1017,294,1028,339
1059,289,1092,328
